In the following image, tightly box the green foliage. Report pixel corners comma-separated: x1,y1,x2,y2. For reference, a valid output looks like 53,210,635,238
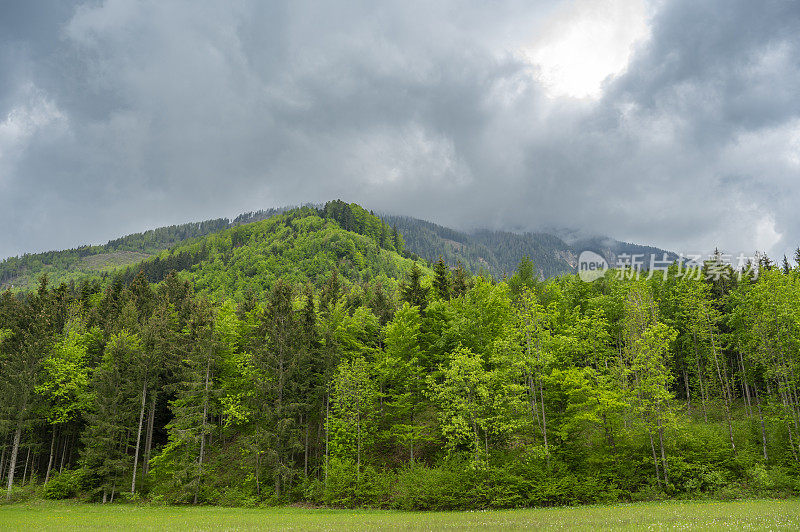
42,469,85,500
399,262,430,310
4,215,800,509
0,219,230,291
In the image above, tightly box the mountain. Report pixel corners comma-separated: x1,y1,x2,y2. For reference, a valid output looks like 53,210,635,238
1,201,672,292
383,215,675,279
115,203,422,301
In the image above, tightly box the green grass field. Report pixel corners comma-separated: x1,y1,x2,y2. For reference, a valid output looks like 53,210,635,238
1,499,798,531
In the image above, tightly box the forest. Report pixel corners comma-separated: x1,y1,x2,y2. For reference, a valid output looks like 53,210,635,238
1,204,800,509
1,201,670,293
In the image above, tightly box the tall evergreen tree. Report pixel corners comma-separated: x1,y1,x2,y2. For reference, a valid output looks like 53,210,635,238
400,263,429,310
433,257,451,301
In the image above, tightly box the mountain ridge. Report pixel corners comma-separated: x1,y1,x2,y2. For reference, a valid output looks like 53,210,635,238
1,201,673,291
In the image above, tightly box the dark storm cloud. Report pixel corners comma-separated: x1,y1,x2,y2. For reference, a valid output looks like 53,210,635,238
1,0,799,260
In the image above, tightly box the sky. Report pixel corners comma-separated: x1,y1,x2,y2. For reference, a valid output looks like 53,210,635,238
1,0,799,261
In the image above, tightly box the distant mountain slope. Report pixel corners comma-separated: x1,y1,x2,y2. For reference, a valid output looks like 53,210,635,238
0,218,230,290
115,202,420,300
1,201,673,291
384,215,675,278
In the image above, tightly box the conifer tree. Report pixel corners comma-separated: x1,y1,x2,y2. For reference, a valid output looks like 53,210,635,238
150,300,219,503
392,225,405,254
451,262,469,298
400,263,429,310
433,257,451,300
81,331,143,502
1,277,52,499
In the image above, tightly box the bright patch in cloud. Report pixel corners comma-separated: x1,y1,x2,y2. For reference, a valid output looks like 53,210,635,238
755,215,782,252
522,0,651,99
0,84,66,188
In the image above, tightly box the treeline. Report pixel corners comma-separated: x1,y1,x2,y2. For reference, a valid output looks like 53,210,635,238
2,254,800,508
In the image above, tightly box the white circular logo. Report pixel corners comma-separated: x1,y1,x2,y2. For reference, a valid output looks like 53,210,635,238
578,250,608,282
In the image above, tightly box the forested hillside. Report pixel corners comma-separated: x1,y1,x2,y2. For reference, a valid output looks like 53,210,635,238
2,202,672,292
114,203,418,301
2,216,800,507
0,219,231,291
384,215,674,278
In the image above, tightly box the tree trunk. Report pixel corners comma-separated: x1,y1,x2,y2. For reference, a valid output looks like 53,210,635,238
0,438,6,482
356,408,361,484
754,385,768,461
143,392,157,476
131,381,147,494
708,324,736,453
539,378,549,466
304,421,310,477
194,358,211,505
528,374,543,437
683,370,692,414
738,351,753,417
648,428,661,488
254,453,260,498
409,405,415,464
787,420,798,461
324,393,329,485
598,399,616,453
6,422,22,500
694,332,709,422
44,427,57,486
657,416,668,486
59,431,69,473
21,446,30,486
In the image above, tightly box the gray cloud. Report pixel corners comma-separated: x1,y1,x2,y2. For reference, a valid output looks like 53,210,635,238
1,0,799,260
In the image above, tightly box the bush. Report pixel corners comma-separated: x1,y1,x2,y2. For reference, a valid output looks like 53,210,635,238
392,460,488,510
322,457,393,508
43,469,84,500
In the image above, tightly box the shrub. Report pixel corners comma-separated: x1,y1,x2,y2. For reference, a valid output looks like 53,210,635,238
43,469,84,500
391,459,488,510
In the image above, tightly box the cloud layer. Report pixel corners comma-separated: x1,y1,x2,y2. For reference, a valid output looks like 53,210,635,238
1,0,799,260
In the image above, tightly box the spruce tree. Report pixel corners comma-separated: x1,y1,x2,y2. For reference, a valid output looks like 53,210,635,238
451,262,469,298
392,225,405,255
400,263,429,310
433,257,451,300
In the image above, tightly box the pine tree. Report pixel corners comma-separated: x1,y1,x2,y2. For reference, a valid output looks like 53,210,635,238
392,225,405,255
433,257,451,300
400,263,429,310
0,277,53,499
150,300,219,503
81,331,142,502
451,262,469,298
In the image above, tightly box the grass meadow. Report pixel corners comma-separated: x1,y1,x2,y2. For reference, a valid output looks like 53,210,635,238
0,499,798,531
